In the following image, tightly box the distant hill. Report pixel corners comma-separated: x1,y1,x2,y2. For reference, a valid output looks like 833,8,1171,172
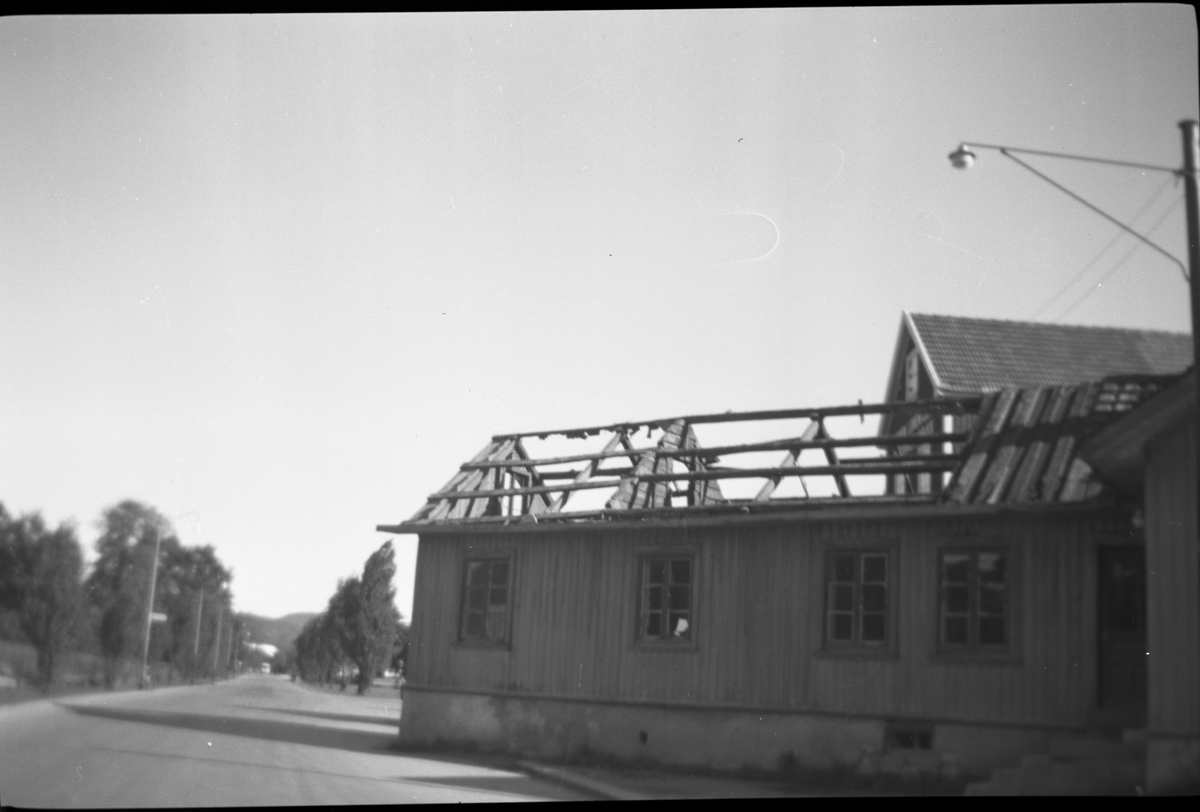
237,612,318,654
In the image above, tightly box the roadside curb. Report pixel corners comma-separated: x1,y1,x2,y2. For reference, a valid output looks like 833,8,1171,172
517,760,649,801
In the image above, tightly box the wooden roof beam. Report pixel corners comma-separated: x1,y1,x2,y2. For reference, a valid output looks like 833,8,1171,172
544,431,626,514
460,431,971,470
755,421,820,502
491,397,982,441
427,458,963,502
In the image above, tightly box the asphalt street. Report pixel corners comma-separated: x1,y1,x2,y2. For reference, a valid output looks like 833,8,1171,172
0,673,589,806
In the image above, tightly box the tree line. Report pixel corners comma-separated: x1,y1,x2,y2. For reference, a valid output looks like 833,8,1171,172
289,540,407,695
0,499,237,690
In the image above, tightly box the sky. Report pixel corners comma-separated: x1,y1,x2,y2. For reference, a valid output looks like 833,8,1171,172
1,8,1197,621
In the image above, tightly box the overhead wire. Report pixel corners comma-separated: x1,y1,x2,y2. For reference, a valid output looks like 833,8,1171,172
1053,194,1184,321
1028,173,1176,320
1001,150,1189,281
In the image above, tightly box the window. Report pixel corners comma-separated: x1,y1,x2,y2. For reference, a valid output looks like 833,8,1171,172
939,550,1009,653
826,552,890,647
638,556,692,641
459,558,511,644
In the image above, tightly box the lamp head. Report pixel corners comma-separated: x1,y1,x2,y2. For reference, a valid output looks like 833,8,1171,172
948,144,976,169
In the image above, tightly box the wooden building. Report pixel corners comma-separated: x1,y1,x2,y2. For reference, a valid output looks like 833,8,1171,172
379,376,1181,782
1082,373,1199,794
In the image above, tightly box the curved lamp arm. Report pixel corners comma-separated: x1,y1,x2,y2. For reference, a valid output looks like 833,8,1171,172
949,142,1188,281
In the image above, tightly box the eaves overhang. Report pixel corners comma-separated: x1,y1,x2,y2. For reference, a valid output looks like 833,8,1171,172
377,498,1126,537
1079,372,1195,496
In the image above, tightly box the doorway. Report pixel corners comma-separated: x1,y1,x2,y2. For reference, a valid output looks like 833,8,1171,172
1097,545,1147,718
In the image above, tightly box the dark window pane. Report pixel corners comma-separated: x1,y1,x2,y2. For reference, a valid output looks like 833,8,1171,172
670,559,691,585
648,560,664,584
832,613,853,640
467,562,488,588
646,613,661,638
491,561,509,585
978,553,1005,583
464,613,484,639
833,584,854,611
834,555,855,582
979,584,1005,615
862,613,886,642
944,616,969,644
942,554,970,583
669,585,690,611
862,584,886,613
647,585,662,611
979,616,1006,645
945,585,970,613
862,555,886,583
467,587,486,612
485,610,506,640
489,587,507,608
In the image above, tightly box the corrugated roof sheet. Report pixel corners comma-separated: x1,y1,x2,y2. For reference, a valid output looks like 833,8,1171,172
910,313,1192,394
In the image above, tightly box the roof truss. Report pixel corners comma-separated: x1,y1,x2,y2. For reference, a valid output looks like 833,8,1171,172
401,397,980,528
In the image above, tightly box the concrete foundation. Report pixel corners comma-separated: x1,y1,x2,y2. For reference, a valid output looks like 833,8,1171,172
1147,736,1200,795
398,686,1060,779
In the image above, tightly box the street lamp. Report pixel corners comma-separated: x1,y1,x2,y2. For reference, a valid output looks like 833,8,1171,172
948,120,1200,531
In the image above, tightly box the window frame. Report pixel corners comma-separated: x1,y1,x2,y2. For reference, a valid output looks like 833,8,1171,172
456,553,514,648
935,546,1018,659
821,547,898,657
633,549,698,648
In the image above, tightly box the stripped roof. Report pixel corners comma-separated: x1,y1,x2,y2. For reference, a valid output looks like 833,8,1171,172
907,312,1191,395
378,377,1169,533
944,376,1171,504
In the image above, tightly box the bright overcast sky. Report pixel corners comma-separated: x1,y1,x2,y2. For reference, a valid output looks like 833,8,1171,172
2,8,1196,620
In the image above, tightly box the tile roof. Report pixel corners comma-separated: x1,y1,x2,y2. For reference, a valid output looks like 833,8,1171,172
909,313,1192,394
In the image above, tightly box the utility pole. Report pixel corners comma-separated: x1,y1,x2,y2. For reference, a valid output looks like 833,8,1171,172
191,589,204,683
138,532,162,689
1180,121,1200,535
212,603,223,681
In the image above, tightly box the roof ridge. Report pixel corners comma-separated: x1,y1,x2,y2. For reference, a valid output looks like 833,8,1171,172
908,312,1189,338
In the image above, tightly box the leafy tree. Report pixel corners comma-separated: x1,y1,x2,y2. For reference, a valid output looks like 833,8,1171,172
0,506,86,688
86,501,173,687
294,612,344,685
329,542,401,694
389,618,410,677
19,522,85,689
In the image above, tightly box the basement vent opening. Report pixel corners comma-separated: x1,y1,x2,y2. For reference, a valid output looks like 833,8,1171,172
886,724,933,751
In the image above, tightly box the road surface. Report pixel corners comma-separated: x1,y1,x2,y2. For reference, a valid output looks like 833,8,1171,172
0,673,589,806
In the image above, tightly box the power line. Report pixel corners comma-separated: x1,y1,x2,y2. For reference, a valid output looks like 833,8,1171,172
1001,150,1189,280
1029,174,1176,320
1053,195,1184,321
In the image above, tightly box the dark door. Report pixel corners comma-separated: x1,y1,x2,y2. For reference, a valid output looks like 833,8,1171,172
1097,545,1147,714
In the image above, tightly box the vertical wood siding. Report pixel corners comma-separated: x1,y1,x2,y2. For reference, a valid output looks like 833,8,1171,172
1146,420,1200,735
410,510,1125,727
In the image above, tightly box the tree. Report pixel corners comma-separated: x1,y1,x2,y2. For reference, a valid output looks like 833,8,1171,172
329,541,401,694
19,522,85,689
389,618,410,678
0,506,85,689
86,501,173,687
294,612,344,685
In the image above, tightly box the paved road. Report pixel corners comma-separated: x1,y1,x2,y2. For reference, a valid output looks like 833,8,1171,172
0,674,589,806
